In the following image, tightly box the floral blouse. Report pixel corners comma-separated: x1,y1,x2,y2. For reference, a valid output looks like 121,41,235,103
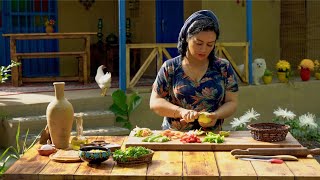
153,55,239,131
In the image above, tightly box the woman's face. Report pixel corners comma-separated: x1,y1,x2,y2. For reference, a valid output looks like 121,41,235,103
187,31,216,61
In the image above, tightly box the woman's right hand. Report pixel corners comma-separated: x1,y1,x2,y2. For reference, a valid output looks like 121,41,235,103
179,108,199,123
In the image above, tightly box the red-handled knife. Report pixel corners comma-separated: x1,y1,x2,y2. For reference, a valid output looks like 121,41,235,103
240,158,284,164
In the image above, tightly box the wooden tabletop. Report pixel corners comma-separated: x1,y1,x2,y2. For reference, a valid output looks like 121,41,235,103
4,135,320,180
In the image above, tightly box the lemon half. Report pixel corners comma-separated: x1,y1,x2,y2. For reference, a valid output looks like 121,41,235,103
198,112,211,124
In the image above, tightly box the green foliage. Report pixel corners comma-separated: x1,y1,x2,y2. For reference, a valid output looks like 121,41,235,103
109,89,142,130
273,117,320,142
0,61,21,83
0,122,38,176
263,69,273,76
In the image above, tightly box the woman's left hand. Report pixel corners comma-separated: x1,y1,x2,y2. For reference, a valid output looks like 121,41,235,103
199,112,219,127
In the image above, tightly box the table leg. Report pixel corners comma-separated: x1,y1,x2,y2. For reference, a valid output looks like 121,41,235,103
85,36,91,83
10,38,20,87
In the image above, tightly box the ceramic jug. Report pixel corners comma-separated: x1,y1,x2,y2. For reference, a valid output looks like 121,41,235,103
46,82,74,149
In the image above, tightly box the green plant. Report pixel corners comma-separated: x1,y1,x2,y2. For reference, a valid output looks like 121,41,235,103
263,69,273,76
109,89,142,130
0,122,39,176
0,61,21,83
272,108,320,142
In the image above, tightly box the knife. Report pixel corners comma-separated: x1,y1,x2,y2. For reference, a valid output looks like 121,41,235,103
240,158,284,164
231,147,320,157
234,155,298,161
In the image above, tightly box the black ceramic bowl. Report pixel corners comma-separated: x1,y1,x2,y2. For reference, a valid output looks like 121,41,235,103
79,146,111,164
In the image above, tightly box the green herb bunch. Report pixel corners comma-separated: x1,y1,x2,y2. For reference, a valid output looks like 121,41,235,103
112,146,152,162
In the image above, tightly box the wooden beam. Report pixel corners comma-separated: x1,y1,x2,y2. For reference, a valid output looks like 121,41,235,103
162,48,172,60
221,46,248,83
157,47,163,72
22,77,80,82
129,48,158,88
126,43,177,49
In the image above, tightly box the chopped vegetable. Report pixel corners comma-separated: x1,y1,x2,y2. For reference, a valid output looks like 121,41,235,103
188,128,205,136
142,134,170,142
180,134,201,143
133,126,153,137
219,131,230,137
202,132,225,143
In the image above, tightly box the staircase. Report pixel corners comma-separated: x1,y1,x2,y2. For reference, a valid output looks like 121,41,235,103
0,89,131,148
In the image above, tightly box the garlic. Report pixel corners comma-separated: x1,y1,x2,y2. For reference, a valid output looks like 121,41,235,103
40,144,54,150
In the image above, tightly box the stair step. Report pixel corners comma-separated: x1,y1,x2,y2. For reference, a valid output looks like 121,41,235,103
2,110,115,133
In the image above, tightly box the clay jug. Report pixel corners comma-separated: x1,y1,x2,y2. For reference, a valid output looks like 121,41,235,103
46,82,74,149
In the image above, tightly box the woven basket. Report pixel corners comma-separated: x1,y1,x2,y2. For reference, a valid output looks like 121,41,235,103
114,151,154,167
247,123,290,142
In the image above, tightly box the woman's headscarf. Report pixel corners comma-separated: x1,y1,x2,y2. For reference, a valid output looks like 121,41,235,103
177,10,220,59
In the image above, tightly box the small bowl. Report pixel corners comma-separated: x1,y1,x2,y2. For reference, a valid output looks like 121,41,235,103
37,148,56,156
79,146,111,164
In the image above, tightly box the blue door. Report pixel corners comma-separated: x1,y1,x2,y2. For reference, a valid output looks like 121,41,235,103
0,0,59,77
156,0,184,59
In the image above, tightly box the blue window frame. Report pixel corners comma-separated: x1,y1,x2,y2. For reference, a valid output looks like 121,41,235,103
0,0,59,77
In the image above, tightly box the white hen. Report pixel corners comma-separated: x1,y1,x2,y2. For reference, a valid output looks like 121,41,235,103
95,65,112,96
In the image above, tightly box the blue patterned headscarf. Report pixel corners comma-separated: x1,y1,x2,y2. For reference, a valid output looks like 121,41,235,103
177,10,220,59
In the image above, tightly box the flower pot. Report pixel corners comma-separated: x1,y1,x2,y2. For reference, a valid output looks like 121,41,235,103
300,68,311,81
315,72,320,80
277,72,288,83
45,25,54,33
46,82,74,149
262,76,272,84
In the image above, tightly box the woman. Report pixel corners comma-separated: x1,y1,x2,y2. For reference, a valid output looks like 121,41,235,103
150,10,238,131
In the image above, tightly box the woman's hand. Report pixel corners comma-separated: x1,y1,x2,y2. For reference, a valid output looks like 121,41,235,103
199,112,219,127
179,108,199,124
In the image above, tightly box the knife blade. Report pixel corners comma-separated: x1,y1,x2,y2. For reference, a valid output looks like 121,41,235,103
234,155,298,161
231,148,320,157
240,158,284,164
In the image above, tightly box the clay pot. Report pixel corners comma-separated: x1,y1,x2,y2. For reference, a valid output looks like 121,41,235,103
46,82,74,149
277,72,288,83
262,76,273,84
300,68,311,81
315,72,320,80
45,25,54,33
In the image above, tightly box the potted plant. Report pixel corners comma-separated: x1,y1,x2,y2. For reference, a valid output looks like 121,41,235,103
45,19,55,33
298,59,314,81
262,69,273,84
314,60,320,80
276,60,290,83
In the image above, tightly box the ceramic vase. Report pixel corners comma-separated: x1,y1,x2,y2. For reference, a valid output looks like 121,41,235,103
300,68,310,81
46,82,74,149
277,72,288,83
45,25,54,33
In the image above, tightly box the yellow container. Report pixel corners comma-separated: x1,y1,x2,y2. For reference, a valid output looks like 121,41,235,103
277,72,288,83
262,76,273,84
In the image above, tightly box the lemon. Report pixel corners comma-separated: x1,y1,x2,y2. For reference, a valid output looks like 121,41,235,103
198,112,211,124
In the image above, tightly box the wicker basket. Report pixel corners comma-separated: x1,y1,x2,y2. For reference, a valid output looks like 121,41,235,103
247,123,290,142
114,151,154,167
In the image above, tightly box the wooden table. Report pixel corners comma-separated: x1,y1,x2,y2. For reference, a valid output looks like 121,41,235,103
2,32,96,87
4,135,320,180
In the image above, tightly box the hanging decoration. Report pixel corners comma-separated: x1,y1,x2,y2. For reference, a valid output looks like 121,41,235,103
79,0,95,10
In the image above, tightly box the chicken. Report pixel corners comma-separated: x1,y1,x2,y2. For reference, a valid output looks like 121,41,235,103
95,65,112,96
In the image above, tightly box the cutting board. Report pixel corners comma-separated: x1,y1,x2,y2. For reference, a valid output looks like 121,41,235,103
125,131,302,151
